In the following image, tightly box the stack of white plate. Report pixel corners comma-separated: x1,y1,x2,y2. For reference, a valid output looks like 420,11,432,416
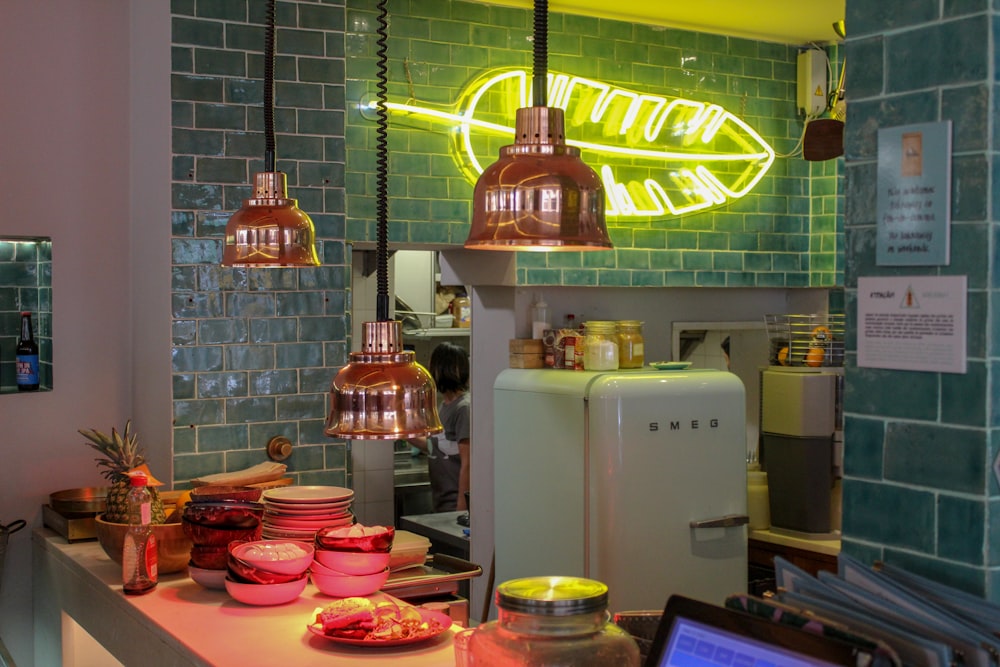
260,485,355,541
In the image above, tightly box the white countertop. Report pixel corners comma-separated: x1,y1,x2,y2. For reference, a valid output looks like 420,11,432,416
32,528,460,667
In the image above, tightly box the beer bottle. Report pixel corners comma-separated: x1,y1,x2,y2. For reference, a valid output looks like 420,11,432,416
16,311,39,391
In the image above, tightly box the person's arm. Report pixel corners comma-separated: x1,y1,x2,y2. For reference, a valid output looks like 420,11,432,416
406,437,430,454
457,438,470,511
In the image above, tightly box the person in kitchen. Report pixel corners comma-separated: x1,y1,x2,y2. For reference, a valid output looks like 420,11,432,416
407,342,470,513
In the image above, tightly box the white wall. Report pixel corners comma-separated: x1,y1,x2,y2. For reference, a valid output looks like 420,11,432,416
0,3,171,665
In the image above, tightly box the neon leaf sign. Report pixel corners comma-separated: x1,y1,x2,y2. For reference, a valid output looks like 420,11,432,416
381,67,775,219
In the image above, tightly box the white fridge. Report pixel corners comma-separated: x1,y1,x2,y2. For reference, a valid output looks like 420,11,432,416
493,368,748,614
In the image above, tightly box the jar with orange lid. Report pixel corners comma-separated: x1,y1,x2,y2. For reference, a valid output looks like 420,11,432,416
616,321,644,369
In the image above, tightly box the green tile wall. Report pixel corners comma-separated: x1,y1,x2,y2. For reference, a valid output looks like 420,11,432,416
171,1,844,490
842,0,997,597
343,0,843,289
171,0,349,488
0,237,52,392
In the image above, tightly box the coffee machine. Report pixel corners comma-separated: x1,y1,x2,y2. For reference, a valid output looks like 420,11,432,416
759,315,844,536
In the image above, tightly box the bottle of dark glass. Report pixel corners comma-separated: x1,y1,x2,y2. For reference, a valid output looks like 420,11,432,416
16,311,39,391
122,472,158,595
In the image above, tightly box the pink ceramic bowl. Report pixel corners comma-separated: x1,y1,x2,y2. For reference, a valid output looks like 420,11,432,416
311,565,389,598
224,574,307,606
229,540,314,576
313,548,390,575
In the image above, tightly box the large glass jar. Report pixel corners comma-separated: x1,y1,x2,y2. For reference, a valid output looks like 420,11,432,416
468,577,640,666
582,321,619,371
616,320,645,369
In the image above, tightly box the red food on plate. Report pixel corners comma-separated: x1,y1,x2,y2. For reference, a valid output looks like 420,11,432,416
311,597,447,644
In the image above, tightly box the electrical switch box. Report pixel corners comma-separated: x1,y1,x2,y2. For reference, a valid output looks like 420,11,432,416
797,49,828,116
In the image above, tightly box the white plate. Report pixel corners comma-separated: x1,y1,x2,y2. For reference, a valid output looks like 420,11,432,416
262,486,354,504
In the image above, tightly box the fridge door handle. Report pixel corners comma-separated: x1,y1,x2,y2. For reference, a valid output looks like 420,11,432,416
689,514,749,529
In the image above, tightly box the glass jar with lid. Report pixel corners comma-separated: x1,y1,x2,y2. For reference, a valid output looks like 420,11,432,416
582,321,619,371
616,320,645,369
468,576,640,666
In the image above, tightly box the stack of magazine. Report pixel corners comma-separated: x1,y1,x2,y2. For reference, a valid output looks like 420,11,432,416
727,553,1000,666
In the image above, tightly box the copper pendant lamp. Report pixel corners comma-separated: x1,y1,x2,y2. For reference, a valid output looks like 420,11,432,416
325,0,442,440
221,0,319,267
464,0,612,252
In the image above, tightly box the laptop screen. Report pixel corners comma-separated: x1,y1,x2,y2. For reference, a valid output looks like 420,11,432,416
654,616,841,667
645,595,866,667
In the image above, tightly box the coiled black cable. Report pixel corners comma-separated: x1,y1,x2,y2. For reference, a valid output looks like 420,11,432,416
263,0,277,171
532,0,548,107
375,0,390,321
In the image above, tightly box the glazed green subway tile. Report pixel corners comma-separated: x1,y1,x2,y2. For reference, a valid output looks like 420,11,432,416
299,316,346,342
630,271,664,287
990,498,1000,566
713,252,743,271
172,17,224,48
171,74,225,103
666,230,698,249
173,452,226,482
597,269,632,286
942,84,989,152
277,29,327,56
841,479,935,552
195,157,247,184
681,251,712,271
545,252,583,269
277,394,327,421
174,128,225,156
173,398,225,427
272,134,325,161
634,229,666,249
524,269,563,285
695,271,726,286
429,198,469,223
698,232,729,251
299,469,348,487
881,547,985,597
942,362,988,427
226,396,278,423
937,495,985,566
843,416,885,478
322,441,349,468
300,367,336,394
173,373,196,401
884,421,986,494
756,273,787,287
194,48,246,77
274,293,324,318
617,249,650,270
249,318,299,344
323,340,349,367
198,318,250,345
649,250,682,270
225,293,275,317
173,291,225,319
664,271,696,286
888,16,988,94
561,269,599,286
226,344,276,371
282,443,325,471
951,156,989,222
725,272,756,287
245,269,298,291
729,233,761,252
276,342,325,368
172,426,197,454
197,372,250,399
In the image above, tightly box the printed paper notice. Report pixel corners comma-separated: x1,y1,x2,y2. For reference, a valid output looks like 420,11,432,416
857,275,966,373
876,121,952,266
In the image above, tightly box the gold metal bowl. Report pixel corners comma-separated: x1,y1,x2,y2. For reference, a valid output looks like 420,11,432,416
94,514,193,574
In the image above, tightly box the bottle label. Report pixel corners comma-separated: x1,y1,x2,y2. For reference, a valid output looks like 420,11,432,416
16,355,39,385
140,500,151,526
146,533,158,580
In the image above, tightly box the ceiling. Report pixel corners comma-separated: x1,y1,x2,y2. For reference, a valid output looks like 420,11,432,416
486,1,846,45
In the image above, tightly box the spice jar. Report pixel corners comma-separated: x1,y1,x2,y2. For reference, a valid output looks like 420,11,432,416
468,577,640,667
582,321,619,371
616,320,645,369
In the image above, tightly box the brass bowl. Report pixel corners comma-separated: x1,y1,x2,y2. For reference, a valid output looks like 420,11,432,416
49,487,107,514
94,514,193,574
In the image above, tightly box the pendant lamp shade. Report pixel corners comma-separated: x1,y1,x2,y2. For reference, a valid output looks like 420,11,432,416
325,0,442,440
220,0,319,268
326,321,442,440
464,0,611,252
464,106,611,251
222,172,320,266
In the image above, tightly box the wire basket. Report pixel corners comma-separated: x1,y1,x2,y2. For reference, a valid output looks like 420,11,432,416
764,313,845,367
0,520,26,594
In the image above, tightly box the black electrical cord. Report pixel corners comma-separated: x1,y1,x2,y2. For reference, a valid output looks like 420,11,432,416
532,0,548,107
263,0,277,172
375,0,390,321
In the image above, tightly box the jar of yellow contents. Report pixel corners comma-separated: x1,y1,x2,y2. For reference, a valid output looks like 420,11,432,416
616,321,644,369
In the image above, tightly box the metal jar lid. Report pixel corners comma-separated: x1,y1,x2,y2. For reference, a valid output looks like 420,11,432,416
495,576,609,616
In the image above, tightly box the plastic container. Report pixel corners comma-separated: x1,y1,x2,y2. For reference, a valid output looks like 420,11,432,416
582,321,619,371
531,295,550,340
616,321,644,369
452,294,472,328
388,530,431,570
469,576,640,666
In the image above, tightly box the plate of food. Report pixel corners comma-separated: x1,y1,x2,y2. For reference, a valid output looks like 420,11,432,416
648,361,693,370
308,597,451,647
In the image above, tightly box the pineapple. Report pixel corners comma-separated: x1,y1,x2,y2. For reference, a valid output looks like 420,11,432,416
79,420,166,524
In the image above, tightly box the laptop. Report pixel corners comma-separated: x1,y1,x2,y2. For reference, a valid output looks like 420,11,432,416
644,595,873,667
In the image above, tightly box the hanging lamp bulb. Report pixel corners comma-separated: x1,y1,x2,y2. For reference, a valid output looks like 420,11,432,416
325,0,442,440
464,0,612,251
221,0,319,267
